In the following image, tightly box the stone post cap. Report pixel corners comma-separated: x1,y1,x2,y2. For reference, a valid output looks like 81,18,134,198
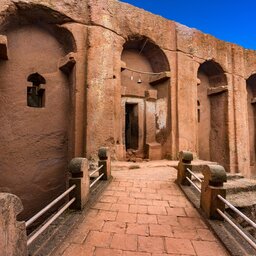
0,193,23,216
68,157,87,175
178,151,193,162
202,164,227,185
98,147,109,160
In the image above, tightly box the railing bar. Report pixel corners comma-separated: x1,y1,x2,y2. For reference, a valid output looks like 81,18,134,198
186,177,201,193
27,197,76,246
217,195,256,229
217,209,256,250
90,173,104,188
186,168,202,183
89,165,104,177
26,185,76,228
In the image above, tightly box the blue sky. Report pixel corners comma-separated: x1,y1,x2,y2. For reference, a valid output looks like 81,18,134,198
120,0,256,50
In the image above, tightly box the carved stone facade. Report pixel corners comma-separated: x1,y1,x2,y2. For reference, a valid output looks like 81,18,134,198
0,0,256,218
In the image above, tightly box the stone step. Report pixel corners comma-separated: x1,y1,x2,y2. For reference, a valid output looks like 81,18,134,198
189,172,256,208
226,190,256,208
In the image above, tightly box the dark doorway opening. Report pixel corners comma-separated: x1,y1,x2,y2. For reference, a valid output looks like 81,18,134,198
125,103,139,150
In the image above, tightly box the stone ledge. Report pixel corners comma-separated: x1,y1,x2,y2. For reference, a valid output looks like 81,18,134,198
149,71,171,86
251,97,256,104
58,52,76,74
145,89,157,101
207,85,228,96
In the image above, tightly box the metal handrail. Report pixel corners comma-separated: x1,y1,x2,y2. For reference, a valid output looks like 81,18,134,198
218,195,256,229
26,184,76,228
27,197,76,246
90,173,104,188
186,176,201,193
217,209,256,250
186,168,202,183
184,165,256,250
89,165,103,177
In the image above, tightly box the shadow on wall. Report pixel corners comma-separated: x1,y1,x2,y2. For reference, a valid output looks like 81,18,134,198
246,74,256,177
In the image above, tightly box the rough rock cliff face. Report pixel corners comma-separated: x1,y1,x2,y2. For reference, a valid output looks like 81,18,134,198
0,0,256,220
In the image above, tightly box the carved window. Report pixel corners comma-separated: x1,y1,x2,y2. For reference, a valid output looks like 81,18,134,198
197,100,200,123
27,73,46,108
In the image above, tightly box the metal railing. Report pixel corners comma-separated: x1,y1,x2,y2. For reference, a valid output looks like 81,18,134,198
0,153,111,255
186,167,256,251
26,185,76,246
89,165,103,177
217,195,256,250
89,165,104,188
186,168,202,193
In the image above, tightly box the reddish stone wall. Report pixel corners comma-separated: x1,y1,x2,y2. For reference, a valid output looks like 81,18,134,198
84,0,256,177
0,24,72,219
1,0,256,219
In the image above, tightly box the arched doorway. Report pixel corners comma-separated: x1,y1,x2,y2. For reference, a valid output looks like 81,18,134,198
197,60,229,170
121,36,170,160
246,74,256,177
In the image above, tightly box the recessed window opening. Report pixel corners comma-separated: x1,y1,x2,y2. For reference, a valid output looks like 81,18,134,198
197,100,200,123
27,73,46,108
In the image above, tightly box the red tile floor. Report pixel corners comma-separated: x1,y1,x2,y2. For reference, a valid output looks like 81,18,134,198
52,163,230,256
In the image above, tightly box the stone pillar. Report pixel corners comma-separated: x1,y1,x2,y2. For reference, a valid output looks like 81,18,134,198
68,158,90,210
145,90,157,143
176,151,193,185
98,147,111,180
145,90,162,160
0,193,27,256
200,165,227,220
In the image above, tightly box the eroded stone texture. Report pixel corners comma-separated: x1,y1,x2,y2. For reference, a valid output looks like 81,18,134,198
0,0,256,224
0,193,27,256
0,7,76,220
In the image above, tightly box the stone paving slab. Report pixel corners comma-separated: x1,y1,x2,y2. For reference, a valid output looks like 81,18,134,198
51,165,230,256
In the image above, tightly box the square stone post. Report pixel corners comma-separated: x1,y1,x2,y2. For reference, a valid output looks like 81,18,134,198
200,165,227,220
0,193,27,256
145,90,157,143
176,151,193,185
98,147,111,180
68,158,90,210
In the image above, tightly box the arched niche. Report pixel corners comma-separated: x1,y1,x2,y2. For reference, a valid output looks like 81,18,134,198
246,74,256,176
121,35,170,160
197,60,229,170
0,10,76,221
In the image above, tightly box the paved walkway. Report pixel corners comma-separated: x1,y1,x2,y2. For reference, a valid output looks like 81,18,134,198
52,163,230,256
